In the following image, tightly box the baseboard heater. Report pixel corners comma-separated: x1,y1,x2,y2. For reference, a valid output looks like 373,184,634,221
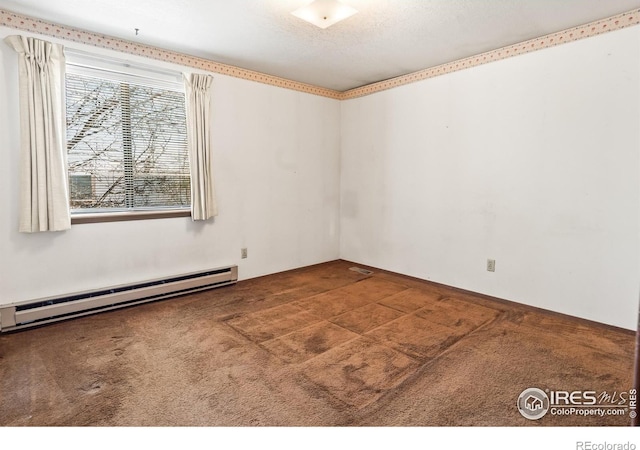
0,265,238,332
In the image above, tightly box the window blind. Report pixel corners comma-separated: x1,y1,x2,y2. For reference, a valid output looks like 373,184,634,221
65,56,190,212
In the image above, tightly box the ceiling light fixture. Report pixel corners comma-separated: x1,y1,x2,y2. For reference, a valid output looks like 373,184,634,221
291,0,358,29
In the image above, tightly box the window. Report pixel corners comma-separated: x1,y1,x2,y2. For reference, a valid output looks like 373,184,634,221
65,52,190,220
69,174,93,205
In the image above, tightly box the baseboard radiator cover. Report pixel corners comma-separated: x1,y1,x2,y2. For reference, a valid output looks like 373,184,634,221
0,265,238,332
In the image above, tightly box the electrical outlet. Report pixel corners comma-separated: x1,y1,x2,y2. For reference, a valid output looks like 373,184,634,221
487,259,496,272
241,248,248,259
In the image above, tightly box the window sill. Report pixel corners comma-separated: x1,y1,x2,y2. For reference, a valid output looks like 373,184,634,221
71,209,191,224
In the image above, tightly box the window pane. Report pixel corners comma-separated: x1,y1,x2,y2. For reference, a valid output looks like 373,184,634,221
66,71,190,211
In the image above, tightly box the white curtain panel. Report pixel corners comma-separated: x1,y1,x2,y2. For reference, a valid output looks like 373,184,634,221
5,35,71,232
184,73,217,221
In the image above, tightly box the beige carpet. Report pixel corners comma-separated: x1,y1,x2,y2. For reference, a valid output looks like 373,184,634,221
0,260,635,426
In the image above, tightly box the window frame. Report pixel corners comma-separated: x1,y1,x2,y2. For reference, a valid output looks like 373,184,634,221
65,50,191,224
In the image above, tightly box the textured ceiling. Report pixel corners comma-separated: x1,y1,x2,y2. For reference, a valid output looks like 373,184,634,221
1,0,640,91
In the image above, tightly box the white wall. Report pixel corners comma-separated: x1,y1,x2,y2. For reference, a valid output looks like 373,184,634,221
0,27,341,304
340,27,640,330
1,24,638,331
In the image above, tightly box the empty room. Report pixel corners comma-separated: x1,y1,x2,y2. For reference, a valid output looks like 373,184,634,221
0,0,639,438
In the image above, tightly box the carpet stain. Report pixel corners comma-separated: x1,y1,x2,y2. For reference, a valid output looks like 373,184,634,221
261,321,359,364
79,380,103,394
305,334,328,353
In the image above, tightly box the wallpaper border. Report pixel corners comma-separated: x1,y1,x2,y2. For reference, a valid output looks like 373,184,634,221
1,8,638,100
342,9,640,100
0,8,342,99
